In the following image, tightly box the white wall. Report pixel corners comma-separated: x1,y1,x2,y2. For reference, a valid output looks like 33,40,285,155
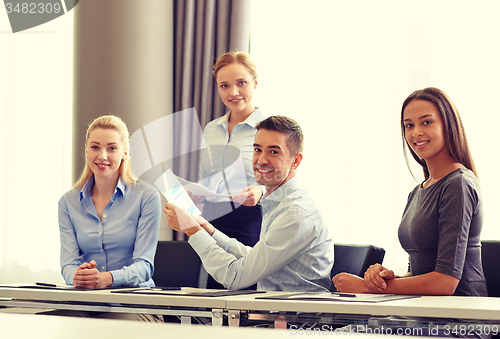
250,0,500,273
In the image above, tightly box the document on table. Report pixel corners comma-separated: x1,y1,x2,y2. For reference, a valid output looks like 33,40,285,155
111,288,266,297
0,283,77,290
0,283,142,291
256,292,420,303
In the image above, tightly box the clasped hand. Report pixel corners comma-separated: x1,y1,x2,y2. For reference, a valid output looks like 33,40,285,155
332,264,395,293
73,260,112,289
364,264,395,291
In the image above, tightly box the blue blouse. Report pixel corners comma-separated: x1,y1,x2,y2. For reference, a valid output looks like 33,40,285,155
58,176,161,287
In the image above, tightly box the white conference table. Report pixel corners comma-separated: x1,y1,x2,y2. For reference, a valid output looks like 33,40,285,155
1,312,447,339
0,285,232,325
0,312,340,339
224,291,500,330
2,285,500,331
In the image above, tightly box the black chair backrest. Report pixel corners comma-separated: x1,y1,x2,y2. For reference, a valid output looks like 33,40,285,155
481,240,500,297
330,243,385,292
152,241,203,288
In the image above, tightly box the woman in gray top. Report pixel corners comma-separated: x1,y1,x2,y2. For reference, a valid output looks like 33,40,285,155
333,87,487,297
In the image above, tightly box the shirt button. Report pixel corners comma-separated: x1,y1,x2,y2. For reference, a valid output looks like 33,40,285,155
102,266,105,270
100,249,103,252
103,215,107,219
111,200,114,203
99,232,102,235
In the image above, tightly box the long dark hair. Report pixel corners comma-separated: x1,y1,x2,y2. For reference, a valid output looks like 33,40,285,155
401,87,477,180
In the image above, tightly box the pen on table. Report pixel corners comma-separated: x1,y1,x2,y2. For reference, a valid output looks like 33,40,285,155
150,287,182,291
332,292,356,297
36,282,57,287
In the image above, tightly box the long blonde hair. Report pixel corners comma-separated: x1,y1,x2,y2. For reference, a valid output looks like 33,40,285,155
74,115,136,189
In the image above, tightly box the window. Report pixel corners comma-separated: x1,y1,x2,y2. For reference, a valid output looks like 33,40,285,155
0,12,74,283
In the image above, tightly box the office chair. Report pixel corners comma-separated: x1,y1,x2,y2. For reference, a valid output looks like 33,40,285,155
481,240,500,298
330,243,385,292
152,241,207,288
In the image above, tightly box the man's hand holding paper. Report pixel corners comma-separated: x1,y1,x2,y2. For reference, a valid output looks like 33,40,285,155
230,185,263,206
164,203,215,237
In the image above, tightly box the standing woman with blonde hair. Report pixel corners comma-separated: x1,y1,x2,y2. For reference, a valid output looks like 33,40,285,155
192,52,267,288
58,115,162,321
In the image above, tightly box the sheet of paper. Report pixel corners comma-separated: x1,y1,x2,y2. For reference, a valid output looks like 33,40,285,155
175,176,230,199
112,289,265,297
287,292,340,299
256,292,420,303
154,169,201,219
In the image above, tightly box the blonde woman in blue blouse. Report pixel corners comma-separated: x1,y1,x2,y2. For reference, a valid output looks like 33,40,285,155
58,115,161,321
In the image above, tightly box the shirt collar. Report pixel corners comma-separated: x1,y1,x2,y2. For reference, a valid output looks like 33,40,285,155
217,112,231,126
244,108,266,127
115,177,126,196
263,176,300,202
80,176,94,201
79,175,125,201
217,108,265,129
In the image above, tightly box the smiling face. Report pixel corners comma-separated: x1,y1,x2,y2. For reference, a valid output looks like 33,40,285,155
403,99,449,163
252,129,302,194
85,128,126,182
216,62,257,117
